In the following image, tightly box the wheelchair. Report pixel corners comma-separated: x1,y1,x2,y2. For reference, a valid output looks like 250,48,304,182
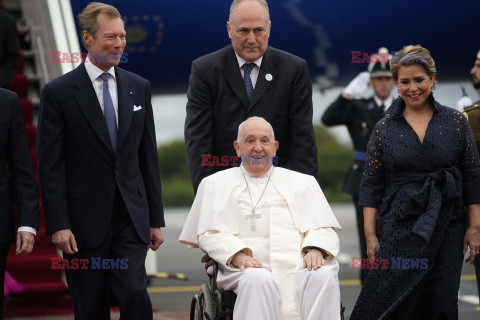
190,255,346,320
190,255,236,320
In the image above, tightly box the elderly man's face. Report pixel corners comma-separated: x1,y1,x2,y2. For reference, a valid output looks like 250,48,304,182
83,13,126,71
227,0,271,62
234,119,279,176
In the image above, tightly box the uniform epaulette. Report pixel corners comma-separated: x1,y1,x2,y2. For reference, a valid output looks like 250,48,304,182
462,103,480,120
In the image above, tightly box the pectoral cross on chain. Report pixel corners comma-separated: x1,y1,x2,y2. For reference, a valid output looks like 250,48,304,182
245,209,261,230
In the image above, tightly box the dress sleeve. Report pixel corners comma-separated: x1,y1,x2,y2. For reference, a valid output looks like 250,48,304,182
359,121,386,208
458,113,480,205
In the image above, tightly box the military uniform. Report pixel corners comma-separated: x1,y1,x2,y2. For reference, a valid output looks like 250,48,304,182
462,101,480,302
322,95,385,195
322,94,387,283
322,47,393,284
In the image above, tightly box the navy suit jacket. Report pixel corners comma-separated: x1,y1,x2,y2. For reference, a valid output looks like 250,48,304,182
0,88,38,243
185,45,318,192
37,63,164,248
0,12,19,88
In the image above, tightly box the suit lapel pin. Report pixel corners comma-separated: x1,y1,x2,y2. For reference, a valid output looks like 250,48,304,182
265,73,273,81
129,91,133,95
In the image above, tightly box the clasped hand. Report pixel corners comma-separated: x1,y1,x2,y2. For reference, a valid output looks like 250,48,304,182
231,251,263,272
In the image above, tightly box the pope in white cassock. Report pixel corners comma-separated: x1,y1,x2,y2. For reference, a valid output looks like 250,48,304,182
179,117,342,320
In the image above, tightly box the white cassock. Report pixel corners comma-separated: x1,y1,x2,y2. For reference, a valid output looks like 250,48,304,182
179,166,342,320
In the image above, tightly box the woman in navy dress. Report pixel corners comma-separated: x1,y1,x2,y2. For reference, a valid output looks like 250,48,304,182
351,45,480,319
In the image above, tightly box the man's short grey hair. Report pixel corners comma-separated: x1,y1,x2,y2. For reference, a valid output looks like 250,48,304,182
237,116,275,142
78,2,124,49
228,0,270,24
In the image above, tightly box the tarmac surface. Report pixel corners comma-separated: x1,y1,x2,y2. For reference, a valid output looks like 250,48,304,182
5,204,480,319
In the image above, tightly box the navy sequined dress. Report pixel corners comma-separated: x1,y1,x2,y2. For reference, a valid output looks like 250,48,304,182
351,96,480,320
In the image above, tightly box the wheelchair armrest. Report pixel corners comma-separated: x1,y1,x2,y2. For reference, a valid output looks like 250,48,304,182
201,254,214,272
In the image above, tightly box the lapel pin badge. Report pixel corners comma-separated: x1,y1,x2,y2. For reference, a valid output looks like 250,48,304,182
265,73,273,81
129,91,133,95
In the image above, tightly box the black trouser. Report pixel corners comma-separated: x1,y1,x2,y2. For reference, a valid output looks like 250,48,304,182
0,243,10,320
353,196,368,284
64,191,152,320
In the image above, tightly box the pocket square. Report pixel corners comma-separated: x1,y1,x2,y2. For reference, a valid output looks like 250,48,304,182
133,105,142,112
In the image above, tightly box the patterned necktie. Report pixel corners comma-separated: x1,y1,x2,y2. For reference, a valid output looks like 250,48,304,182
243,63,255,101
100,72,118,156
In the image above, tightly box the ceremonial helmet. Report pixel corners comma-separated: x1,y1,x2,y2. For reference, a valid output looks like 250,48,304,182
368,47,392,78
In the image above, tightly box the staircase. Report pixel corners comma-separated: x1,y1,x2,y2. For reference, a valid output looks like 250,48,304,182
3,0,73,316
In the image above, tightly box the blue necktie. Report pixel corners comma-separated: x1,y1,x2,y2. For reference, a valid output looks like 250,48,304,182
243,63,255,101
100,73,118,156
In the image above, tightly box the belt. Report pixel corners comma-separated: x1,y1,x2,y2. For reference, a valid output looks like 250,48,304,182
385,167,462,244
354,151,366,161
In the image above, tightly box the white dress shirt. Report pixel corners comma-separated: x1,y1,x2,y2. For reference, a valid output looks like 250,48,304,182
18,226,36,235
84,57,119,127
235,53,263,89
374,94,393,112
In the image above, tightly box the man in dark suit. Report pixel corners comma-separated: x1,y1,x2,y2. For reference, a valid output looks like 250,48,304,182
458,49,480,305
36,3,164,319
0,88,38,319
185,0,317,192
321,48,394,284
0,5,20,89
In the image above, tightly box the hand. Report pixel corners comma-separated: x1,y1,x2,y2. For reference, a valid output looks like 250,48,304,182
16,231,35,256
343,71,370,99
464,227,480,264
456,96,473,111
366,234,380,262
148,227,164,251
231,251,263,272
52,229,78,254
303,248,326,271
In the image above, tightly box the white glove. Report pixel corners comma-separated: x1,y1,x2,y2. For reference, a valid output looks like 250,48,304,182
456,96,473,111
342,72,370,99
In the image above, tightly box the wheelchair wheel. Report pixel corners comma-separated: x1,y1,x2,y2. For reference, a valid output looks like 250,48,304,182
190,294,200,320
190,284,215,320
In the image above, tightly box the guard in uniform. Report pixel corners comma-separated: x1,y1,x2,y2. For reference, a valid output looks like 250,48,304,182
321,47,394,283
459,49,480,304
